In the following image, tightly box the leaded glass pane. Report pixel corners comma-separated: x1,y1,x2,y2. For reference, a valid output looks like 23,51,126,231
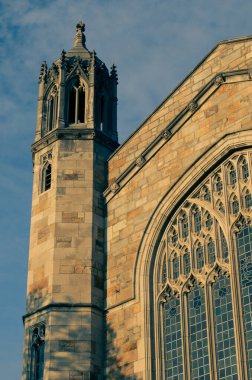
207,239,215,264
220,230,229,261
181,214,188,239
245,192,252,209
237,225,252,378
183,250,190,276
241,158,249,181
162,257,167,285
215,175,223,194
196,244,204,272
203,186,211,202
205,213,212,231
163,296,183,380
228,164,237,186
232,196,239,216
188,286,210,379
213,275,238,379
194,209,201,233
173,256,179,281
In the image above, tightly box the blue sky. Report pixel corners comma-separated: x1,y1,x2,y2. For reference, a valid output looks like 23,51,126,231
1,0,252,377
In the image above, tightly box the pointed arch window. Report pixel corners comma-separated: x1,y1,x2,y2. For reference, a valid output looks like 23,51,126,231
231,195,239,216
30,324,45,380
43,86,58,135
228,163,237,186
207,238,215,264
68,79,86,125
205,212,213,231
244,189,252,209
163,295,183,379
155,151,252,379
195,243,204,271
212,275,238,378
41,163,51,192
214,173,223,194
183,249,190,276
188,285,210,378
193,207,201,233
172,255,180,281
237,225,252,378
240,157,249,182
180,213,188,240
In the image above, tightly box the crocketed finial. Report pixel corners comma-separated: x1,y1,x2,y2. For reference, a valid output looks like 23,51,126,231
74,21,86,48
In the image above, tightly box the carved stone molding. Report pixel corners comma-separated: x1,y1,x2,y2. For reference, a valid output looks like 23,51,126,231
189,101,198,112
136,155,146,167
110,182,120,194
161,128,172,141
215,74,225,85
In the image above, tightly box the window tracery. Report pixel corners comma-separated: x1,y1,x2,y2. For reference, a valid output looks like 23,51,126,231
67,77,86,125
156,151,252,379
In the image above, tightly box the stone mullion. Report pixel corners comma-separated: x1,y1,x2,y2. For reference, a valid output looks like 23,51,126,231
205,280,218,380
158,299,166,380
246,152,252,202
229,231,249,379
181,291,190,380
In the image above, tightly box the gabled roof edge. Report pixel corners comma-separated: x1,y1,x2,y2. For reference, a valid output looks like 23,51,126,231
109,34,252,161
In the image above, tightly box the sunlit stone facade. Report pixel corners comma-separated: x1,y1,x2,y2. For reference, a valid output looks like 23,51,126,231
23,22,252,380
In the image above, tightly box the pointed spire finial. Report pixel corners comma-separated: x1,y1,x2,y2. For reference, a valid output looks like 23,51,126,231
74,21,86,48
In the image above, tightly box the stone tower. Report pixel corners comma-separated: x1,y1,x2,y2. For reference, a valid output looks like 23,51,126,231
22,22,118,380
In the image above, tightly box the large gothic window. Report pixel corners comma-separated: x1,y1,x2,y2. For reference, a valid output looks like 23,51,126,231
157,151,252,379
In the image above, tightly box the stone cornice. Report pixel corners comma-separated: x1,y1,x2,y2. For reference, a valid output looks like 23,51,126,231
104,69,252,203
23,302,104,323
31,128,119,155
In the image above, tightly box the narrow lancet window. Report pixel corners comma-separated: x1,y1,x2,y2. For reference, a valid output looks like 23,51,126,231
163,296,183,379
30,325,45,380
188,285,210,379
212,275,238,378
237,225,252,378
68,80,85,125
41,164,51,192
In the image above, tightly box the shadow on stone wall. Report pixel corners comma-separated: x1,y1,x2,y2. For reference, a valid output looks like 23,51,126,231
105,323,136,380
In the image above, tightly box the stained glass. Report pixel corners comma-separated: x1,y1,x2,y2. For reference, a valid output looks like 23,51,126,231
181,214,188,239
196,244,204,272
188,286,210,379
213,275,238,379
229,164,237,186
194,209,201,233
183,250,190,276
232,196,239,216
245,192,252,209
237,225,252,378
163,296,183,380
173,255,180,281
220,230,229,261
241,158,249,181
207,239,215,264
162,257,167,285
215,174,223,194
205,213,213,230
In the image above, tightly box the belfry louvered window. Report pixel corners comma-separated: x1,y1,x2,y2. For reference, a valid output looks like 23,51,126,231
68,78,86,125
157,150,252,379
